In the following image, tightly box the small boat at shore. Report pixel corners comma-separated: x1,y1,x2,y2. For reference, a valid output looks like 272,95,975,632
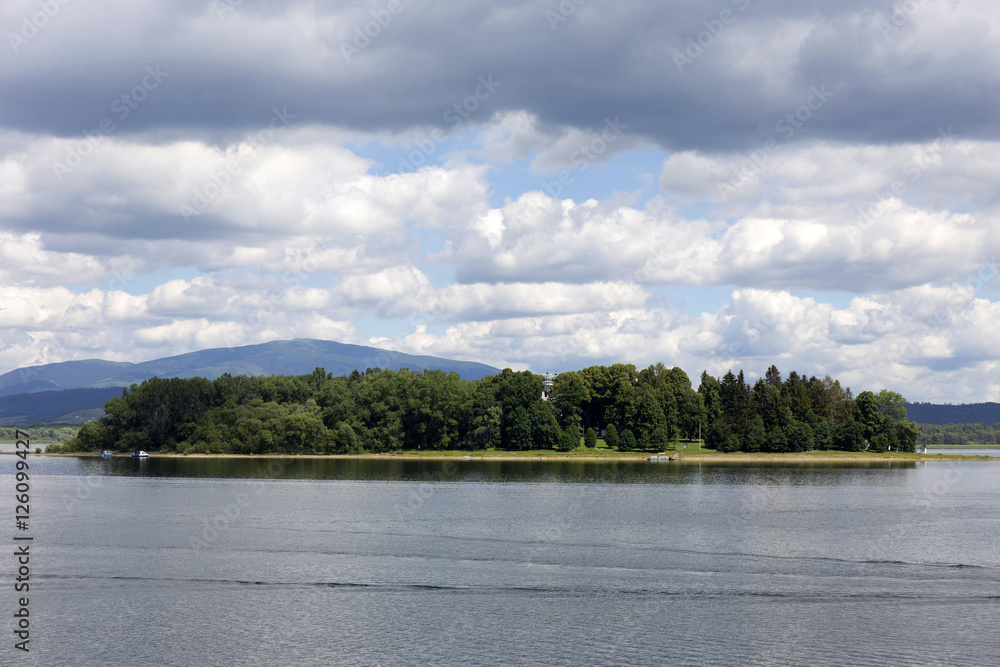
131,450,149,458
649,453,679,462
99,450,113,458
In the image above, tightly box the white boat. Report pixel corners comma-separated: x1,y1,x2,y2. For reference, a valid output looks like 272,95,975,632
131,450,149,458
99,450,113,458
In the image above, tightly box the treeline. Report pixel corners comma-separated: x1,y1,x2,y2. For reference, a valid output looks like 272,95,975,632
0,425,81,444
56,363,920,455
696,367,919,453
912,423,1000,445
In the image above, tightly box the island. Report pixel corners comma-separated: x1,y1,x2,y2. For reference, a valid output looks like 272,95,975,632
44,362,940,460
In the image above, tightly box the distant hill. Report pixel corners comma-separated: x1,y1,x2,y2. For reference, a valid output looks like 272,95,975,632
905,402,1000,425
0,339,500,399
0,387,123,425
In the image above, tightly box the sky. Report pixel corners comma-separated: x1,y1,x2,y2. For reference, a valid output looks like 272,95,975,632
1,0,999,402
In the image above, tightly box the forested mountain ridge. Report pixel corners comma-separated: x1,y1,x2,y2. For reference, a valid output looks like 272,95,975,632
58,363,920,455
904,402,1000,425
0,387,123,425
0,338,499,397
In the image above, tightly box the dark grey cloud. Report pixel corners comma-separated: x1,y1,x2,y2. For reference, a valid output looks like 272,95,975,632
4,0,998,151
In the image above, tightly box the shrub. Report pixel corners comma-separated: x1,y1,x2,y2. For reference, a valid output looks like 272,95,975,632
604,424,619,449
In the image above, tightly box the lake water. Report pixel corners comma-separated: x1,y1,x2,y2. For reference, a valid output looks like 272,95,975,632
3,455,999,666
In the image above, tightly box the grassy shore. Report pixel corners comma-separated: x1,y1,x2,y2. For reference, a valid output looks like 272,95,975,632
51,448,1000,462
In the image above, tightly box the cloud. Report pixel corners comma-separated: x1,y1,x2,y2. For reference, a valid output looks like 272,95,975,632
3,1,999,150
3,0,1000,402
382,285,1000,402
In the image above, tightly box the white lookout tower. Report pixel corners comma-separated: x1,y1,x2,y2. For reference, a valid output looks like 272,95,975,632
542,371,556,400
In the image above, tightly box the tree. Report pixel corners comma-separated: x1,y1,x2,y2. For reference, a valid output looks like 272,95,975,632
835,420,866,452
894,419,921,453
74,420,110,450
718,434,741,453
743,416,766,453
558,423,580,451
655,382,680,438
764,426,788,453
333,422,362,453
619,429,638,451
855,391,886,441
875,389,908,423
605,423,619,449
507,407,534,451
868,432,886,452
698,372,723,426
650,425,670,450
530,402,561,450
584,427,597,449
753,380,786,431
280,411,326,453
664,367,703,438
549,371,589,429
786,420,815,452
705,419,732,451
813,421,835,450
631,384,668,447
783,371,812,421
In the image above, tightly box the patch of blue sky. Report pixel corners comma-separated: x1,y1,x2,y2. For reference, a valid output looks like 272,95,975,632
658,284,733,316
411,226,449,256
417,264,455,289
350,128,671,211
347,124,485,178
486,147,667,209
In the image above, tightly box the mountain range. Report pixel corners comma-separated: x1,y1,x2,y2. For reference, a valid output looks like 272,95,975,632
903,402,1000,426
0,339,500,424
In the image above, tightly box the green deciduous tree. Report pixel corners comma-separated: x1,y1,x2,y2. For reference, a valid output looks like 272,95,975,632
743,416,766,453
786,419,815,452
558,423,580,451
835,420,866,452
